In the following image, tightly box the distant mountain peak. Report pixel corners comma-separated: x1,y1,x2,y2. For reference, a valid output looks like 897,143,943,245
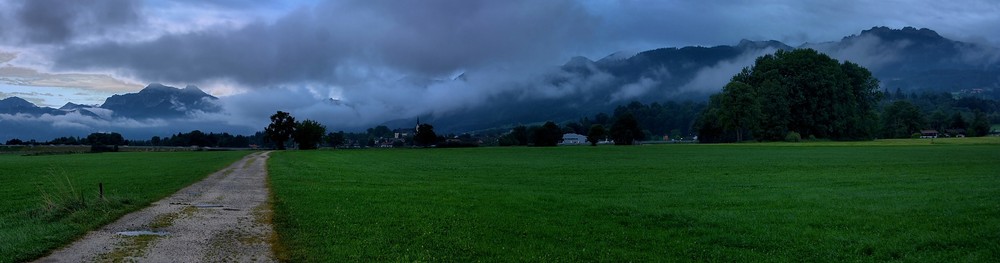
1,96,70,117
1,96,36,108
736,39,792,50
564,56,595,67
597,51,637,63
101,83,220,118
850,26,947,43
141,83,171,91
59,102,97,110
135,83,215,98
861,26,939,36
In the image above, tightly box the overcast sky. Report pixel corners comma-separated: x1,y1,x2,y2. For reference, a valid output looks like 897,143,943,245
1,0,998,136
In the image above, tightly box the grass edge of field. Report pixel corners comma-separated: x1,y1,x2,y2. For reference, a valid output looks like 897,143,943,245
264,152,293,262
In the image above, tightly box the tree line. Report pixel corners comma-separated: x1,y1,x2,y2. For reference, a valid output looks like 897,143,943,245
263,111,450,150
490,99,702,147
495,114,645,147
549,101,704,141
878,93,994,138
5,131,266,150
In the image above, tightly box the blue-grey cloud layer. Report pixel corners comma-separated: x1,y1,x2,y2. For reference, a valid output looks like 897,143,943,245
3,0,141,44
51,0,596,86
32,0,999,87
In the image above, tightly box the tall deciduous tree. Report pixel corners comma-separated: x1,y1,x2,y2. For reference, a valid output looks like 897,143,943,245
86,132,125,146
610,113,644,145
87,132,125,152
265,111,295,150
949,112,967,130
928,110,948,131
294,119,326,150
587,124,606,146
880,100,924,138
414,123,437,147
532,121,563,146
970,110,990,137
698,49,882,142
326,131,345,148
5,138,24,145
717,81,759,142
511,125,529,146
367,125,392,138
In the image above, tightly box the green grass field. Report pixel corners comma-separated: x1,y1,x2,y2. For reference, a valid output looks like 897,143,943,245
0,151,249,263
268,142,1000,262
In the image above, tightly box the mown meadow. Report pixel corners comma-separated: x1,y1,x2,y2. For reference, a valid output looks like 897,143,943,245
268,138,1000,262
0,151,249,263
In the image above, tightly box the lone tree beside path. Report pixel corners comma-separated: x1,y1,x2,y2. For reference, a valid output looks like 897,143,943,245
265,111,295,150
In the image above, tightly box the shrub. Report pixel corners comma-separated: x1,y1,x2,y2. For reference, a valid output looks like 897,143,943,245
89,144,118,153
785,131,801,142
911,133,922,139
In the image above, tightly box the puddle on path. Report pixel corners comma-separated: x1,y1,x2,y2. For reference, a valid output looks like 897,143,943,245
192,203,224,208
116,230,169,237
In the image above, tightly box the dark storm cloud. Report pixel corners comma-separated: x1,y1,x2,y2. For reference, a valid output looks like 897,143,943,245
342,0,595,75
53,0,596,86
5,0,141,44
56,15,349,86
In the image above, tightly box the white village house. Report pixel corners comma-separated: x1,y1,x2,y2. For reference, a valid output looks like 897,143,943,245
561,133,587,145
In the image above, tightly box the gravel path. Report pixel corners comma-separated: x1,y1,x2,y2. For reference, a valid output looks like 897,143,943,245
34,151,277,263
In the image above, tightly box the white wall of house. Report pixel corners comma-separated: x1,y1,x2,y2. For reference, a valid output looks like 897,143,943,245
561,133,587,145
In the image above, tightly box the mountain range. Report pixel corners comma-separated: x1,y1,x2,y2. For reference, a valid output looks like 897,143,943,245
2,26,998,140
0,83,219,120
404,26,1000,132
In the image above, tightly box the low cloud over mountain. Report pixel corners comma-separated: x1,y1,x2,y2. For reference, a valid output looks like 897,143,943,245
1,84,250,140
2,26,998,142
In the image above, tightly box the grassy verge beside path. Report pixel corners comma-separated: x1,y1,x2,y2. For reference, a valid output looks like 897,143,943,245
0,151,250,263
269,142,1000,262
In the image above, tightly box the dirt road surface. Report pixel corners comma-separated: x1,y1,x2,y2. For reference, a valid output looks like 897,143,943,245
34,151,276,262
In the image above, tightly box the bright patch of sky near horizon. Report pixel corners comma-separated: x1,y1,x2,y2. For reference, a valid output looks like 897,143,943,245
0,84,115,107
